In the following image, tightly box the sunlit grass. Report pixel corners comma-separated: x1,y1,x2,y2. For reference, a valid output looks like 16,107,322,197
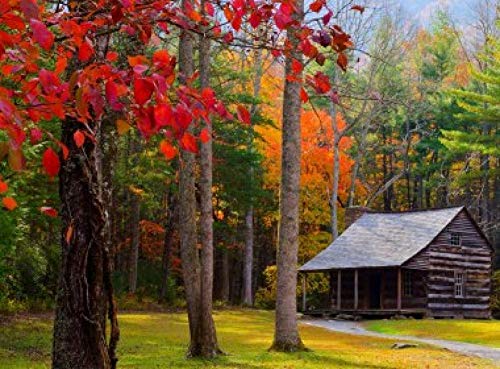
0,310,497,368
365,319,500,348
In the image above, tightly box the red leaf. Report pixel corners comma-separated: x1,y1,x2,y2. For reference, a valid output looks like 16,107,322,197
309,0,325,12
205,2,215,16
351,5,365,13
300,88,309,103
337,52,348,71
200,128,211,143
42,147,60,177
249,11,262,28
231,15,242,31
322,10,333,25
201,88,216,108
40,206,58,217
20,0,40,20
236,105,251,125
154,103,173,127
316,53,326,66
134,78,154,105
2,197,17,211
106,51,119,62
128,54,148,67
55,56,67,74
274,10,292,30
291,59,303,74
0,180,7,194
78,39,94,62
159,140,177,160
111,5,124,23
73,130,85,148
30,19,54,50
308,72,331,94
180,132,198,153
30,128,43,144
223,32,234,43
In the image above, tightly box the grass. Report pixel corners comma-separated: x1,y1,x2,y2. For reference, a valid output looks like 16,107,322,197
365,319,500,348
0,310,497,369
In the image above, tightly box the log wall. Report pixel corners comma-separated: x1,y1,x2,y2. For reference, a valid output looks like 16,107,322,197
426,210,492,318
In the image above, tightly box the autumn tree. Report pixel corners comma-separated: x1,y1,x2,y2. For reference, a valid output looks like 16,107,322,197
270,0,306,352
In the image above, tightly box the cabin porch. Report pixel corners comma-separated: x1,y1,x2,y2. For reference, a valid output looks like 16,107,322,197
300,267,428,318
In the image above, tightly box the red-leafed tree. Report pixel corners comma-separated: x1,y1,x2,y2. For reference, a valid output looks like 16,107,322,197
0,0,354,365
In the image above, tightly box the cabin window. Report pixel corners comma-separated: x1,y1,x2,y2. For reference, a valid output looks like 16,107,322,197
449,232,461,246
454,271,465,298
403,271,412,297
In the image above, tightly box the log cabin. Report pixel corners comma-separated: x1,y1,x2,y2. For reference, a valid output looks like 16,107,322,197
299,206,493,319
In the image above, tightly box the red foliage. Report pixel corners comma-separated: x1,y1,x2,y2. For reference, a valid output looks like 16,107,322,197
0,0,353,208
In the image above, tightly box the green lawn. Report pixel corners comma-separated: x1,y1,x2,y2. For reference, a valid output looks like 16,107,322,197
365,319,500,348
0,310,497,368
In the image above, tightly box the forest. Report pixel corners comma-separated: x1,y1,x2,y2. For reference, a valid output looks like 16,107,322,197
0,0,498,368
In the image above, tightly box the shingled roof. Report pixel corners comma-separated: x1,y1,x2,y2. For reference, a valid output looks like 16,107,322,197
299,207,464,271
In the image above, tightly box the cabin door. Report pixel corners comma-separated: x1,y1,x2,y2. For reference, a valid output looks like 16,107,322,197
369,272,382,309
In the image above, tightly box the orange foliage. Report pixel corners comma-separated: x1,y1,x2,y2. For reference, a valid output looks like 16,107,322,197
259,108,353,227
139,220,165,260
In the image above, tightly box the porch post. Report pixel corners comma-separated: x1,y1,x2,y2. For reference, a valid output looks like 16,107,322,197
397,268,402,310
337,270,342,310
302,273,307,312
354,269,358,310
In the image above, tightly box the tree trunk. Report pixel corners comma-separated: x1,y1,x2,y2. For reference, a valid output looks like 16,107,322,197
330,136,340,239
271,0,305,351
177,14,202,357
242,208,254,305
52,117,117,369
159,191,177,303
221,247,230,302
242,45,264,307
347,122,369,207
128,195,140,293
196,15,220,356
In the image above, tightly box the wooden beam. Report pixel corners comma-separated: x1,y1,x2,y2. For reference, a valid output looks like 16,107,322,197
397,268,402,310
337,270,342,310
354,269,358,310
302,273,307,312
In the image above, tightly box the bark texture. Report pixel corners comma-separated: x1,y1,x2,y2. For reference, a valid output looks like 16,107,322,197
242,208,254,305
52,117,118,369
177,6,220,356
128,195,140,293
177,22,201,356
242,45,264,306
271,0,305,352
196,18,221,356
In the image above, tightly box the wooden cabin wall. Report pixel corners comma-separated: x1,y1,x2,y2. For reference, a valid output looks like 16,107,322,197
426,210,492,318
402,270,427,309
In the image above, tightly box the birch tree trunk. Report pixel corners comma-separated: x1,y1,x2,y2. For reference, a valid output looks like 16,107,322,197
271,0,305,352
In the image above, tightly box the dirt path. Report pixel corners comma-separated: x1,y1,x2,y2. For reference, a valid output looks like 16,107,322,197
303,319,500,364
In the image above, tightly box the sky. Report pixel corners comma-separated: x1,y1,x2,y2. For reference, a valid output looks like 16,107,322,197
399,0,479,26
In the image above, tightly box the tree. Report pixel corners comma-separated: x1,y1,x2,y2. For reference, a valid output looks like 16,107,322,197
443,21,499,260
271,0,305,352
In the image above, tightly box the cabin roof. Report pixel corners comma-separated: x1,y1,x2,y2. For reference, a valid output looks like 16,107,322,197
299,206,465,271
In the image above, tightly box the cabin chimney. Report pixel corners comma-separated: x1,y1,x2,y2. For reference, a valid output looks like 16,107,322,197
345,206,371,229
